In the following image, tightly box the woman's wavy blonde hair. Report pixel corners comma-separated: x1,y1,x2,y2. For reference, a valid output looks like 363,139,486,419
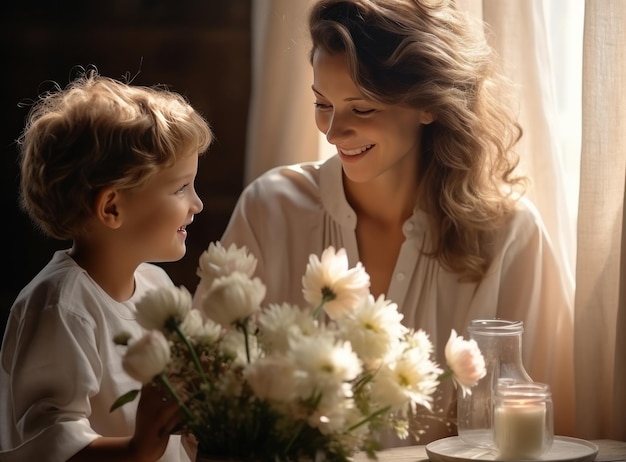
18,69,213,241
309,0,528,280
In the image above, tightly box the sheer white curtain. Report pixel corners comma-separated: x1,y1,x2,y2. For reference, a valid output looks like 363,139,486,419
245,0,626,439
575,0,626,440
245,0,318,185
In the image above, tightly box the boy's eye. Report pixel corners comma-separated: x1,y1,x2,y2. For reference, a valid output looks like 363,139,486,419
175,184,189,194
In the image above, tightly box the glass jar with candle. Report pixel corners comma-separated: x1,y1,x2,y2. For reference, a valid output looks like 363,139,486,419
456,319,533,448
493,381,554,459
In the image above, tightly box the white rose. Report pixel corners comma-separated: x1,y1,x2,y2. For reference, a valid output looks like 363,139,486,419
122,330,171,384
193,242,259,311
199,272,266,327
135,285,192,332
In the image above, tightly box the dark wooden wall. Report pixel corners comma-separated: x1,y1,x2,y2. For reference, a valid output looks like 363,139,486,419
0,0,251,333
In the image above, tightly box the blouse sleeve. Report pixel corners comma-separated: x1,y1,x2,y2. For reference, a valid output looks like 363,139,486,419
220,180,270,276
492,200,575,436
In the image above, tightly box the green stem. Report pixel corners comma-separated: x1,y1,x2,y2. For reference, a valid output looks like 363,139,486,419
347,405,391,432
312,289,335,319
158,373,195,422
438,369,453,382
312,302,325,319
237,320,251,364
285,391,323,454
171,322,211,392
159,373,213,451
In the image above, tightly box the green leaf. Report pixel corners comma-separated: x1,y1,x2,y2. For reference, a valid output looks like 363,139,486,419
109,389,140,412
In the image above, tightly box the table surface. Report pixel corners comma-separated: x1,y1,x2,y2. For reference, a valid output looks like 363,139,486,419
354,439,626,462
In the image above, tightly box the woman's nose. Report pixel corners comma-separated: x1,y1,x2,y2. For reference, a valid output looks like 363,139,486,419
325,113,351,145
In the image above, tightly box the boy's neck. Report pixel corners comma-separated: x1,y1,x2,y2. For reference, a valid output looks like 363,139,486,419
69,243,137,302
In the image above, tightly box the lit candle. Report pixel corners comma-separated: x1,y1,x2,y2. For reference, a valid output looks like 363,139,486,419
494,401,546,459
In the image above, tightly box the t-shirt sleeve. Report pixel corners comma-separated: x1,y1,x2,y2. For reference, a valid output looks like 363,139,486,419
1,301,101,460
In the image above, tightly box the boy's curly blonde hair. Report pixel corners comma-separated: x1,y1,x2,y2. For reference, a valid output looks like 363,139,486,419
18,70,213,241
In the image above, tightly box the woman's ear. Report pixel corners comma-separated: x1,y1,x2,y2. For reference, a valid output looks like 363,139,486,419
420,110,435,125
94,187,123,229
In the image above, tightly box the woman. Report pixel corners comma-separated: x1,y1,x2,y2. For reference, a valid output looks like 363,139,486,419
213,0,574,445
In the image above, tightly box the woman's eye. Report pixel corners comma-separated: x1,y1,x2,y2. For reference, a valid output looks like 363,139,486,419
314,101,332,110
353,108,376,115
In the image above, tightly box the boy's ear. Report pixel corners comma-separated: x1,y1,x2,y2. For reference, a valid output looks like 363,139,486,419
94,187,123,229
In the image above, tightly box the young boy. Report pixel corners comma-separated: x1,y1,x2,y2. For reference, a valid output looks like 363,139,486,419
0,70,213,461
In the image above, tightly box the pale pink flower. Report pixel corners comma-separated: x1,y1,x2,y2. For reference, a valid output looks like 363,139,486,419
122,330,171,384
302,246,370,320
445,329,486,397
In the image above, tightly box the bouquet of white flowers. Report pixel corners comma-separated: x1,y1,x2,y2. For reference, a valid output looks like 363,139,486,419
112,242,485,462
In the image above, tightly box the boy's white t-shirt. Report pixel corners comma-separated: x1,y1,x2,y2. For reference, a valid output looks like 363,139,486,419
0,250,191,462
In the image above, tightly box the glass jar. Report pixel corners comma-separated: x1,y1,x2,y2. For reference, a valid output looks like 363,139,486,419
493,381,554,459
456,319,533,448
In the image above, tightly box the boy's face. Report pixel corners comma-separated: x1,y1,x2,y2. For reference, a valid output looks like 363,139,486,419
116,152,204,264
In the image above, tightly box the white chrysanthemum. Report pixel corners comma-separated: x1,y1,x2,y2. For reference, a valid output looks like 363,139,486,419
122,330,171,384
445,329,486,397
197,241,257,282
245,355,297,402
193,242,258,310
257,303,319,354
199,272,266,327
221,328,260,366
302,246,370,320
135,285,192,332
307,393,355,434
370,344,442,414
336,294,407,370
404,329,435,361
179,309,222,344
289,334,362,399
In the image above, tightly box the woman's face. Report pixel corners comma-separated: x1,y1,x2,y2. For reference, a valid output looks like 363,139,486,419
312,48,432,185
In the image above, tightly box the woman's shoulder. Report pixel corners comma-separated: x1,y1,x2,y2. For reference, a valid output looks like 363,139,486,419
245,160,326,195
495,196,550,249
510,196,547,231
237,157,340,212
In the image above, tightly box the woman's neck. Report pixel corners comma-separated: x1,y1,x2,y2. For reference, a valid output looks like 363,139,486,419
344,171,418,226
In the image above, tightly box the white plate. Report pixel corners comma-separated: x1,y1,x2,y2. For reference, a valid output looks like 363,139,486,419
425,436,599,462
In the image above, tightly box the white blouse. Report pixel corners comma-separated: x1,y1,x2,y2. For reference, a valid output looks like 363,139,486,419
0,250,190,462
217,154,576,444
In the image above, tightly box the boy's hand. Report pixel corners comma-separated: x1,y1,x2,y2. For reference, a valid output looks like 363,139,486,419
130,383,183,462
